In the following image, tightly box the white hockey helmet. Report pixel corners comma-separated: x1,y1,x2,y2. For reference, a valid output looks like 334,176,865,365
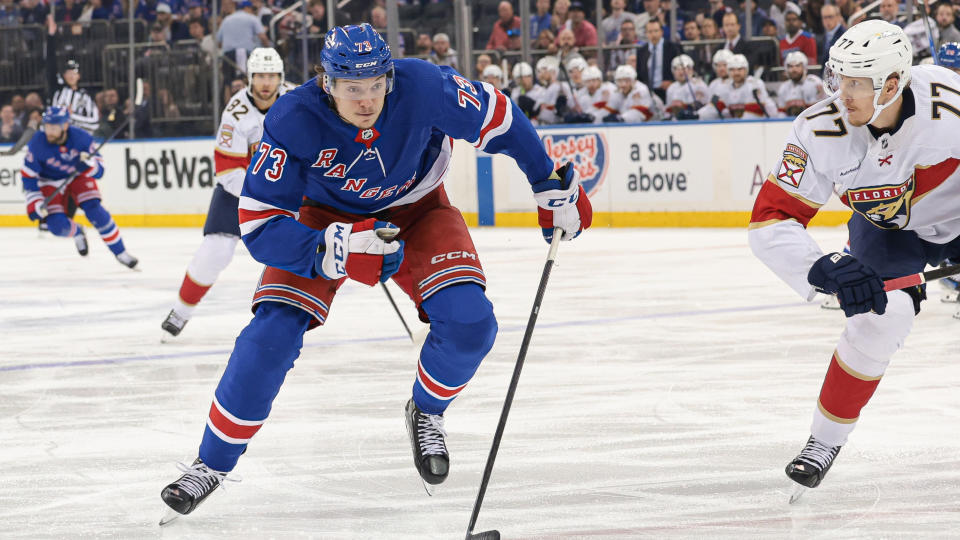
712,48,734,69
614,64,637,81
566,57,588,73
536,55,560,75
727,54,749,70
824,19,913,124
247,47,285,87
582,65,603,81
512,61,533,79
671,54,694,71
482,64,503,79
784,50,808,68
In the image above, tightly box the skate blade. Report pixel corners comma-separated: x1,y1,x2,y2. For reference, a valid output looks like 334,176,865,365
160,331,178,344
159,507,182,526
420,478,437,497
820,296,841,310
467,530,501,540
940,293,958,303
788,484,808,504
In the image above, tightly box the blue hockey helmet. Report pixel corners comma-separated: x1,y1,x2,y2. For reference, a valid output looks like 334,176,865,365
42,106,70,125
939,42,960,68
320,24,394,97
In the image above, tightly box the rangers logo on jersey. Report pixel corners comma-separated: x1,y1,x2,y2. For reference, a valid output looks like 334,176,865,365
776,144,808,188
846,176,915,230
541,133,607,196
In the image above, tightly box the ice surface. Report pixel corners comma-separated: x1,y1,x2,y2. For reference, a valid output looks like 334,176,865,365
1,227,958,539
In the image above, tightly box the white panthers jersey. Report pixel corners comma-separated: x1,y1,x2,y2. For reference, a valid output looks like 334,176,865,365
777,74,826,116
749,65,960,299
665,77,709,116
535,81,576,124
708,77,730,99
609,81,656,122
575,82,617,123
215,83,295,197
511,84,545,104
725,76,780,119
698,80,732,120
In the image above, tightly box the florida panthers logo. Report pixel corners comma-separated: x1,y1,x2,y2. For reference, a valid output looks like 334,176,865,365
541,132,607,197
846,176,915,230
776,144,807,188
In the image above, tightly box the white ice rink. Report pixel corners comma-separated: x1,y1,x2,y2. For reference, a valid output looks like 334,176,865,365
2,226,959,539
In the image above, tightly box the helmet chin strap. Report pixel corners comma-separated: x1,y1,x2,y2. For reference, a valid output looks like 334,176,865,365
867,81,905,125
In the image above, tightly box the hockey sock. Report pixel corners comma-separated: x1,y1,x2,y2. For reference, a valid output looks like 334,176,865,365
177,235,240,315
199,302,312,472
414,284,497,414
817,350,882,425
44,213,80,238
80,200,125,255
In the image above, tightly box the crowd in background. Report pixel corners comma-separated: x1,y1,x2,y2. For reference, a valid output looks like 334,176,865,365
3,0,960,140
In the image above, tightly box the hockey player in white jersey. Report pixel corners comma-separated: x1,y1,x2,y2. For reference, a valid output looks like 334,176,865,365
530,56,576,124
607,65,657,122
777,51,827,116
572,66,616,123
481,64,505,91
162,48,293,339
709,49,734,98
565,57,588,91
723,54,780,118
665,54,709,120
749,20,960,499
511,62,545,120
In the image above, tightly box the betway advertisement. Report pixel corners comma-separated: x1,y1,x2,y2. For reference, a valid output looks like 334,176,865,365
0,138,217,217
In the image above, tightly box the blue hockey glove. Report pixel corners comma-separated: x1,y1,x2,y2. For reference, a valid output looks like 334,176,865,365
531,162,593,243
808,252,887,318
315,219,404,286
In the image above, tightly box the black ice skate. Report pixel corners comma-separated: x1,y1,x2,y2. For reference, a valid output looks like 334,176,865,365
115,251,138,269
73,227,88,256
785,435,842,503
161,309,188,340
159,458,233,525
404,398,449,494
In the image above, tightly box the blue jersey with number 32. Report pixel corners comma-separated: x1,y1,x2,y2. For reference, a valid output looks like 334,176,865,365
238,58,553,278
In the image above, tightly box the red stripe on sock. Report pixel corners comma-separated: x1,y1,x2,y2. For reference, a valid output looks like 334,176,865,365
818,352,882,421
179,273,212,306
207,401,262,441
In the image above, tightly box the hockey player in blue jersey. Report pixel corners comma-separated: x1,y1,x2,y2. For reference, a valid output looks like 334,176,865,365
21,106,138,268
160,23,592,521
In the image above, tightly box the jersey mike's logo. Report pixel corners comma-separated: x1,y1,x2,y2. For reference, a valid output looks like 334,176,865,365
776,144,807,188
846,176,915,230
541,132,607,197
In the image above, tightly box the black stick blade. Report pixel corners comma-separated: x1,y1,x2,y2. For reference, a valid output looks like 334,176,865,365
467,531,500,540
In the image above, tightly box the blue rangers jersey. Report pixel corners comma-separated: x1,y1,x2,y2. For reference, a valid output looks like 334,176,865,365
239,58,554,278
20,127,104,205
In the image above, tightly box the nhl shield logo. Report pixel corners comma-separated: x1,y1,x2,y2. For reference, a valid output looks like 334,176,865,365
846,176,915,230
540,132,607,197
776,143,807,188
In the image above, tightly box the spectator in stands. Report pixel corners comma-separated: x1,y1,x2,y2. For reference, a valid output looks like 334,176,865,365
487,1,522,51
682,19,713,74
218,0,269,79
566,2,597,48
186,0,207,28
307,0,326,35
24,92,43,118
0,105,23,143
10,95,25,125
251,0,271,26
551,27,586,65
817,4,845,66
155,2,175,42
88,0,124,20
936,2,960,47
738,0,771,38
157,88,181,119
475,53,493,76
535,28,556,51
0,0,19,26
683,19,700,41
709,0,732,31
552,0,570,33
55,0,86,23
722,12,758,67
769,0,801,38
18,0,48,24
96,87,125,138
415,33,432,56
370,7,405,54
835,0,860,23
878,0,904,27
148,22,171,49
761,19,778,39
780,9,816,65
636,0,665,41
803,0,825,35
637,19,679,100
430,33,458,69
601,0,639,46
531,0,552,41
610,19,639,67
135,0,160,22
700,17,719,40
189,18,216,62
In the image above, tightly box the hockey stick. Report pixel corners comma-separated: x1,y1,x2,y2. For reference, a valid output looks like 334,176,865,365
375,227,414,342
40,78,142,211
883,262,960,292
752,88,770,118
918,0,940,64
465,227,563,540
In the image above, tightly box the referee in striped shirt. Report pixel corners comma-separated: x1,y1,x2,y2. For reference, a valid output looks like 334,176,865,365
49,60,100,134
